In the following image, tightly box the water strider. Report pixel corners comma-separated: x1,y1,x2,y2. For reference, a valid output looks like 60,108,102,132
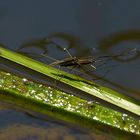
17,36,139,77
42,47,139,79
15,45,140,117
18,44,139,80
49,47,97,69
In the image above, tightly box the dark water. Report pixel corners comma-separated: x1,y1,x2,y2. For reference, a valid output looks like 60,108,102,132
0,102,100,140
0,0,140,139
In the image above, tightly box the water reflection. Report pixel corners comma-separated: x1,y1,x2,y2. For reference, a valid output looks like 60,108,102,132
0,107,104,140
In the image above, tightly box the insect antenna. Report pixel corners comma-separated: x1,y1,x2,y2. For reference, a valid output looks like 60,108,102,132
63,47,73,58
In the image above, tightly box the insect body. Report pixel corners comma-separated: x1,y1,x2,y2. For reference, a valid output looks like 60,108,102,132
50,57,95,66
49,48,96,69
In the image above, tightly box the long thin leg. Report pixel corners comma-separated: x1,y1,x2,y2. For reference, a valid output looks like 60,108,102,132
41,54,58,61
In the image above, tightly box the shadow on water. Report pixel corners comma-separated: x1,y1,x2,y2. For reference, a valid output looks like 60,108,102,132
15,31,140,100
98,30,140,62
17,33,93,59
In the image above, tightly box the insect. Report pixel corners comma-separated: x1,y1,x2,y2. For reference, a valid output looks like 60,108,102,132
49,48,96,69
17,37,139,81
39,46,139,84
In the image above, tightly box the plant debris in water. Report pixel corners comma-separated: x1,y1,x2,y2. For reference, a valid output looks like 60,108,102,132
0,71,140,136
